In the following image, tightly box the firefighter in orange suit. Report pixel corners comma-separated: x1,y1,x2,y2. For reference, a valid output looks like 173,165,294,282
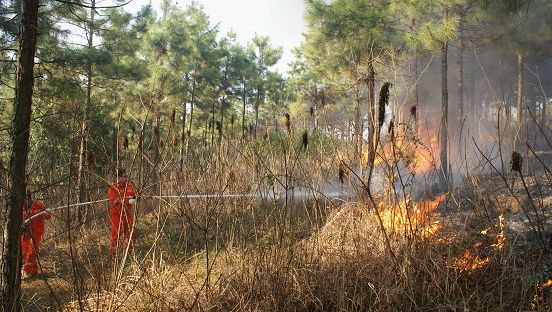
21,198,50,279
107,168,137,257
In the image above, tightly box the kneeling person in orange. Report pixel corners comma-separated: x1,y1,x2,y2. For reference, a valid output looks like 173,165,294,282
108,169,138,256
21,198,51,279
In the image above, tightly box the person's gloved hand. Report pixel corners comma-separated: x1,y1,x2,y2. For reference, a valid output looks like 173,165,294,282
128,196,137,204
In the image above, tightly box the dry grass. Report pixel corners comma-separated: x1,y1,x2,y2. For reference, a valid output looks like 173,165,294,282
17,134,552,311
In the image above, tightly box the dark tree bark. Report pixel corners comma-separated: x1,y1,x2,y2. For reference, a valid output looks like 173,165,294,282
367,60,375,160
180,100,187,170
1,0,39,310
365,57,376,189
77,0,95,222
186,79,195,154
242,80,247,140
210,100,215,147
409,18,419,135
254,86,261,139
354,86,362,163
152,100,161,193
440,43,449,184
219,66,228,146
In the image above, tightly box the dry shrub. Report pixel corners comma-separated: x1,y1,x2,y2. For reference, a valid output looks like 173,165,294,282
202,201,537,311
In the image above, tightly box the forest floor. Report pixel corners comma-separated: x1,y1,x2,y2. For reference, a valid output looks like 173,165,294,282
19,152,552,311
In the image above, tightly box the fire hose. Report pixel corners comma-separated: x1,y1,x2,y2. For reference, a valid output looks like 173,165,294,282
23,193,257,224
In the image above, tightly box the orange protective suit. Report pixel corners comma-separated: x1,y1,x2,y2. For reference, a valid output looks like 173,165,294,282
108,178,136,256
21,200,50,275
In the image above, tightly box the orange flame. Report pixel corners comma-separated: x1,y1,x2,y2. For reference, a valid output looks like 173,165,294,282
363,123,439,175
378,194,445,238
450,250,491,274
531,279,552,310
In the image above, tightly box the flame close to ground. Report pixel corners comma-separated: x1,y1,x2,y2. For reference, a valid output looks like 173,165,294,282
377,194,446,238
450,250,491,274
531,279,552,310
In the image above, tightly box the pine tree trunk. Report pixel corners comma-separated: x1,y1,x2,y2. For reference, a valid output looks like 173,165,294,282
180,100,186,170
457,23,464,142
1,0,38,310
355,87,362,164
152,102,161,193
242,80,247,140
210,100,215,147
254,86,261,139
366,58,376,188
515,52,524,149
315,89,323,132
440,43,449,184
186,79,195,154
218,95,225,146
77,0,95,223
219,69,227,146
413,57,419,135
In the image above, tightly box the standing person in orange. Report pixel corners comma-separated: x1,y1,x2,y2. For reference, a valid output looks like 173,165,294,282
21,196,51,279
108,168,138,257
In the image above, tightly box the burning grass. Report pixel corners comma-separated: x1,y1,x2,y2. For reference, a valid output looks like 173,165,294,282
200,197,537,311
19,134,552,311
38,190,544,311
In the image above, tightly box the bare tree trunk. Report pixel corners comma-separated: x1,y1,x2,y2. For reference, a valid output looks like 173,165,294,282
457,19,464,142
242,80,247,139
254,86,261,139
1,0,38,310
355,87,362,165
180,100,186,170
315,89,323,132
366,58,376,188
219,66,228,142
218,95,224,146
77,0,95,223
440,43,449,184
186,80,195,154
210,101,215,147
410,57,419,135
152,102,161,193
515,52,524,149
